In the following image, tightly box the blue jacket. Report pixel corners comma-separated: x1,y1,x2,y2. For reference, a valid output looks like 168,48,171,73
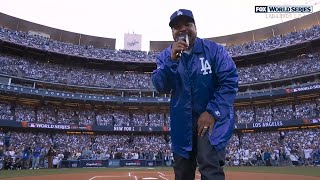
33,146,42,158
152,38,238,158
23,148,30,159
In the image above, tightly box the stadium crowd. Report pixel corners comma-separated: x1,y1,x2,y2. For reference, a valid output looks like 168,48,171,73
0,99,319,126
0,129,319,170
0,132,170,169
1,25,320,60
226,129,320,167
235,99,320,124
0,101,168,127
226,25,320,56
0,51,320,89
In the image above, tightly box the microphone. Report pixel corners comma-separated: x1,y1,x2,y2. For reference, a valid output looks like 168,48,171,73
175,33,189,58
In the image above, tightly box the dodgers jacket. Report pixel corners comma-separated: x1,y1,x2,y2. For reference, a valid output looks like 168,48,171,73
152,37,238,158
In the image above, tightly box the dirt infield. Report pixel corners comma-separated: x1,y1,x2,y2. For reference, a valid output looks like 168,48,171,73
1,170,319,180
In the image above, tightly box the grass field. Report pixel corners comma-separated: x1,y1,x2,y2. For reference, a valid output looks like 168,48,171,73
0,166,319,179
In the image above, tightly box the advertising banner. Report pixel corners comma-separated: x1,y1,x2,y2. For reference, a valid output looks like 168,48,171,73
107,159,121,167
145,160,156,167
80,159,107,168
235,118,320,129
21,122,91,131
120,159,145,167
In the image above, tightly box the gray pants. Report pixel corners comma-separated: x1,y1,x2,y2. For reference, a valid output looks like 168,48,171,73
32,157,40,169
173,133,225,180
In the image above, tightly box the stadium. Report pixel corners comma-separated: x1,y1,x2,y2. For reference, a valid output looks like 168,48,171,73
0,3,320,180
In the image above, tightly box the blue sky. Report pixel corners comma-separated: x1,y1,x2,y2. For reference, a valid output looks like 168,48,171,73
0,0,319,50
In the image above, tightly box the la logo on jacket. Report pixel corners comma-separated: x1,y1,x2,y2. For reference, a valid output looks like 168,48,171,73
200,57,212,75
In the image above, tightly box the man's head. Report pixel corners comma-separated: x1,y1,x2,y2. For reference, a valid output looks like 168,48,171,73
169,9,197,48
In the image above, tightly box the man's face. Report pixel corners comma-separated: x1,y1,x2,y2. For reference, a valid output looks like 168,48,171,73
171,17,197,48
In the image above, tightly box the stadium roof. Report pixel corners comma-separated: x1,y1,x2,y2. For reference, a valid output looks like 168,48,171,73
0,12,116,50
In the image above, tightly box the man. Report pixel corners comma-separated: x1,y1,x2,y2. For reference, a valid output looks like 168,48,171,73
151,9,238,180
47,145,56,168
31,144,41,169
22,146,31,169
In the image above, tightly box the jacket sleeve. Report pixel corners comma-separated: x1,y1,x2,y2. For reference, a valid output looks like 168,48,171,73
151,49,179,93
206,45,238,121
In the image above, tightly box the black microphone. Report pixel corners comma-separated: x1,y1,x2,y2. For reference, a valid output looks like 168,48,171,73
175,33,189,58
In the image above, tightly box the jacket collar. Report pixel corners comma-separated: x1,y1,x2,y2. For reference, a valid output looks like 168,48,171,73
192,37,203,54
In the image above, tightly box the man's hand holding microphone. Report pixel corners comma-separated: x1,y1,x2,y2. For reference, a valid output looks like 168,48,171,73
171,32,189,60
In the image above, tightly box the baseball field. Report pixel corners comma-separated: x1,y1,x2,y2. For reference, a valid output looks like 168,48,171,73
0,166,319,180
